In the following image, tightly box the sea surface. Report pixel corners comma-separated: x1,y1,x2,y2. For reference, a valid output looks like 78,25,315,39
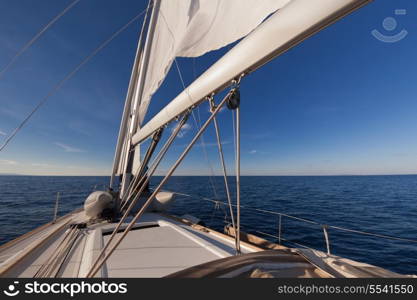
1,175,416,275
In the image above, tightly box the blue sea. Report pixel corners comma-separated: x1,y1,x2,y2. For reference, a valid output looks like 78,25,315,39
1,175,416,275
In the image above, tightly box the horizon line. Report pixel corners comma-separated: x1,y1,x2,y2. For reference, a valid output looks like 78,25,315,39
2,173,417,177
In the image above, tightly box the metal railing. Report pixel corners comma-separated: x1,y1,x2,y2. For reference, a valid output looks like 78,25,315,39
173,192,417,255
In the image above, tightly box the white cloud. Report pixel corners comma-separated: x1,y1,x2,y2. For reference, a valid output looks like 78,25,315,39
172,123,192,138
54,142,85,153
196,140,231,148
0,130,6,136
249,150,257,154
207,106,227,113
0,159,18,165
31,163,51,167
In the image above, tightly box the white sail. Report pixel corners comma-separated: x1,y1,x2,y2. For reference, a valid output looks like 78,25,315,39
136,0,291,125
132,0,370,145
112,0,290,185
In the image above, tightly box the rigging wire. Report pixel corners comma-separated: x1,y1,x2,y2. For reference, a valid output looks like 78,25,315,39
0,0,82,80
87,113,190,277
0,8,148,153
173,58,220,201
87,92,231,278
235,104,241,254
232,110,237,166
158,8,220,199
175,56,241,253
210,98,236,238
189,57,221,201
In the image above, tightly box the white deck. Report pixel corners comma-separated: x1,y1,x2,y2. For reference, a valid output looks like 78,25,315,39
0,211,254,278
99,213,255,277
1,210,412,278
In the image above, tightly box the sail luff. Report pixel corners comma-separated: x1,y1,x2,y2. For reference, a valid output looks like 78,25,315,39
109,1,152,187
109,44,141,187
132,0,371,146
119,0,161,198
129,0,161,133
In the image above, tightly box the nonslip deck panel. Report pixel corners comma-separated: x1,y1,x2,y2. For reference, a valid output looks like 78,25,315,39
103,224,227,277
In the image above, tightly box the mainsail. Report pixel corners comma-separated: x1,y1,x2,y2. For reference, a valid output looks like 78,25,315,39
136,0,291,125
111,0,291,187
112,0,371,192
132,0,371,145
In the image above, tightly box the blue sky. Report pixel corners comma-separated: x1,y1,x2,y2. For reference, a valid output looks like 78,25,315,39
0,0,416,176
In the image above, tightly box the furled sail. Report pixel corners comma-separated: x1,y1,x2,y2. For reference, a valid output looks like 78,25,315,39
136,0,291,125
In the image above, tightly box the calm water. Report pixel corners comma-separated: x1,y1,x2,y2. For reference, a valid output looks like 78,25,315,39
0,175,416,274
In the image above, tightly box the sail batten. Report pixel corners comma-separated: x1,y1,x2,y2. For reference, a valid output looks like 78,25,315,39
132,0,371,146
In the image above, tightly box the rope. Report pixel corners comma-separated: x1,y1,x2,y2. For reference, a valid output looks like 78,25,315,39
0,0,81,80
232,110,237,165
235,105,241,253
34,225,75,277
0,7,148,152
34,224,82,278
210,98,236,233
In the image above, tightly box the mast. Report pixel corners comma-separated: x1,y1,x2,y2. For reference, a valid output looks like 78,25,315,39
132,0,371,146
119,0,161,198
109,1,152,188
110,0,160,195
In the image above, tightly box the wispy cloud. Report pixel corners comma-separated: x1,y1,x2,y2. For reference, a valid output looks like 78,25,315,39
54,142,85,153
174,140,231,149
0,130,6,136
31,163,52,167
68,121,91,136
172,123,192,138
0,107,23,119
243,132,272,140
206,106,227,113
196,140,231,148
0,159,18,165
248,149,269,155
